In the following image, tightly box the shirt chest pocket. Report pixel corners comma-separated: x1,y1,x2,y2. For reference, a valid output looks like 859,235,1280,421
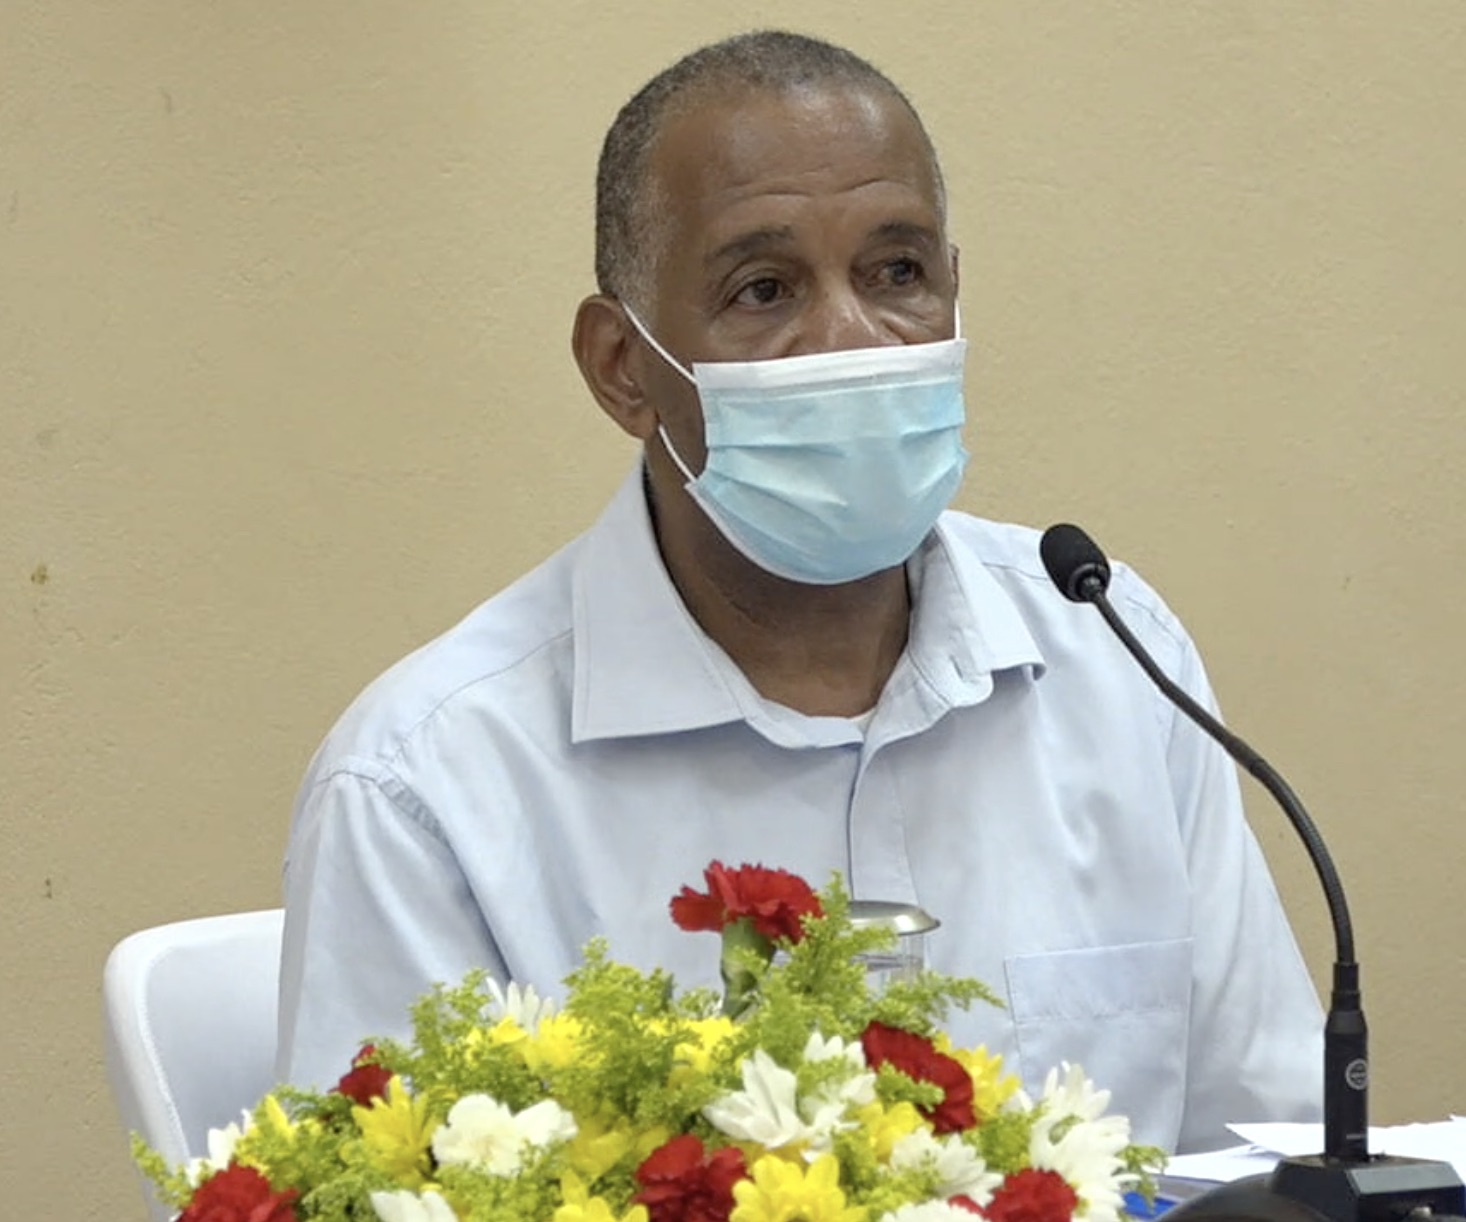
1004,939,1192,1147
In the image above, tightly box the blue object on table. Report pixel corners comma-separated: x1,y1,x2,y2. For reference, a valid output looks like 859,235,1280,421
1125,1178,1219,1218
1125,1189,1177,1218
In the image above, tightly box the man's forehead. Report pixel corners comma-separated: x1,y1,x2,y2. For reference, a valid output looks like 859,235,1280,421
648,82,943,229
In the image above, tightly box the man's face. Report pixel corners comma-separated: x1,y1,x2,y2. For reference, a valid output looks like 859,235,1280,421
634,83,957,469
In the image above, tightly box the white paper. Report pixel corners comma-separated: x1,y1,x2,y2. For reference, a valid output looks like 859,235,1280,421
1164,1144,1279,1184
1231,1120,1466,1176
1165,1119,1466,1185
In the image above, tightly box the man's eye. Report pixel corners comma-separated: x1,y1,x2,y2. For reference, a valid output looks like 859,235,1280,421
732,277,787,307
883,258,924,287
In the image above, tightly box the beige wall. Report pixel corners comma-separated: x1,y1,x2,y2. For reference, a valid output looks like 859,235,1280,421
3,2,1463,1217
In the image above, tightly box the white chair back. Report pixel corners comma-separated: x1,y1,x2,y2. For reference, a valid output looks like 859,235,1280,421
103,909,284,1222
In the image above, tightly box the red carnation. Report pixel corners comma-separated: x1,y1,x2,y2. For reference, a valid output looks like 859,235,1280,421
179,1164,299,1222
982,1168,1079,1222
670,861,823,943
634,1133,747,1222
334,1043,392,1106
860,1020,976,1133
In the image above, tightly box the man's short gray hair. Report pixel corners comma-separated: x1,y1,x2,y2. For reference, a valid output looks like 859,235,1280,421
594,30,946,309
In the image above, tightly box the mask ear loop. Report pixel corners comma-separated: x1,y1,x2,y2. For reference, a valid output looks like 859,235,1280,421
657,425,699,483
621,303,697,384
619,302,701,482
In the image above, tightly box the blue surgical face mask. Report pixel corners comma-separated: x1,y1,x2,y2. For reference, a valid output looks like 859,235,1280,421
624,306,969,585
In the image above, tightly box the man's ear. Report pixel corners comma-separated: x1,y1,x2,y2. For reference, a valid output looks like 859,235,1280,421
572,295,659,441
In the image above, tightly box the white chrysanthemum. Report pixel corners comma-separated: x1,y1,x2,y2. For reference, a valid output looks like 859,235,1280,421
484,979,556,1033
890,1127,1002,1204
1029,1063,1132,1222
880,1202,985,1222
370,1188,460,1222
1040,1060,1114,1122
800,1031,877,1134
431,1094,577,1176
704,1048,813,1148
185,1109,251,1186
706,1038,877,1154
803,1030,869,1072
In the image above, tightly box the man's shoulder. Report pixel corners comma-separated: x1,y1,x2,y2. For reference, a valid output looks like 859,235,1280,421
937,510,1190,650
308,538,584,775
936,511,1048,584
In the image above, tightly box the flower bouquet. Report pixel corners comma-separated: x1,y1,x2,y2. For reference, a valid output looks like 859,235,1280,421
135,863,1162,1222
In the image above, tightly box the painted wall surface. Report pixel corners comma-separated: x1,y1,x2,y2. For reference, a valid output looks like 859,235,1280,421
3,3,1463,1217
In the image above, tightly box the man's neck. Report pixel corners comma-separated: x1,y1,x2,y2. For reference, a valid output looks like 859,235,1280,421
650,480,911,718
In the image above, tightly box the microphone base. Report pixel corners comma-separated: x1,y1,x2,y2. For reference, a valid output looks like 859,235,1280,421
1163,1155,1465,1222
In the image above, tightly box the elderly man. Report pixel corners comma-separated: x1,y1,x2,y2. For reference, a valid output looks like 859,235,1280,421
278,30,1322,1152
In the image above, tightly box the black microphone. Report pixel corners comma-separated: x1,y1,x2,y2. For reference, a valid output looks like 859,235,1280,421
1039,522,1463,1222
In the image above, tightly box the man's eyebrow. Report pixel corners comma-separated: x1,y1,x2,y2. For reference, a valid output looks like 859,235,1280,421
869,219,942,248
704,226,797,269
702,219,941,272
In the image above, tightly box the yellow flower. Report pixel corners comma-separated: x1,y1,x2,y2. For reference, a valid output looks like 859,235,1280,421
260,1095,297,1140
854,1100,926,1163
554,1170,650,1222
350,1076,438,1187
731,1152,867,1222
565,1113,670,1180
553,1199,649,1222
233,1094,314,1175
456,1026,490,1063
486,1015,529,1047
947,1042,1021,1119
521,1013,585,1075
565,1115,632,1180
675,1016,737,1073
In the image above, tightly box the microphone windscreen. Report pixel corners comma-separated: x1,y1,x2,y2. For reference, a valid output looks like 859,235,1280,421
1040,523,1111,602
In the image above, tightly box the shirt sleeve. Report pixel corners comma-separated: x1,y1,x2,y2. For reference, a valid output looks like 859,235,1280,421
1160,628,1325,1152
276,763,508,1090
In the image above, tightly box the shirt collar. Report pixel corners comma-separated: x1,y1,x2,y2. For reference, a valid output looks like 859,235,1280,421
570,465,1045,745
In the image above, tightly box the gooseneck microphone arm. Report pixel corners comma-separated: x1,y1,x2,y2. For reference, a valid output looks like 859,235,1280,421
1037,523,1374,1160
1039,522,1463,1221
1088,584,1355,965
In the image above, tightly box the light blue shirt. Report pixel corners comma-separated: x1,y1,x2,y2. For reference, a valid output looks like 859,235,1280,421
279,466,1323,1153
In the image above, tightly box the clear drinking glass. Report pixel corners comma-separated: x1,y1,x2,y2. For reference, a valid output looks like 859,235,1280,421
848,900,939,991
